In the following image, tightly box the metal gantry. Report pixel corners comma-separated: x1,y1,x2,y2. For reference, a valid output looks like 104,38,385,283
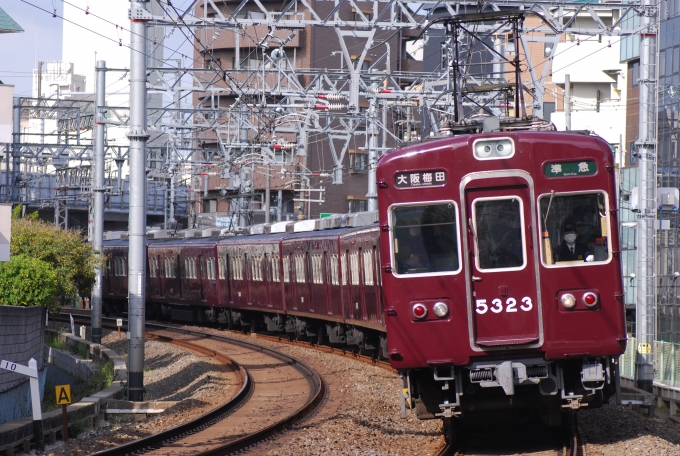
3,0,656,398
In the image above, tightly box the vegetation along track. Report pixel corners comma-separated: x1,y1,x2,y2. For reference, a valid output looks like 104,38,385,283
54,313,325,455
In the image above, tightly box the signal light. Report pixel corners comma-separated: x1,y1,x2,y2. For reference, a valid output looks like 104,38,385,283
561,293,576,309
412,303,427,319
582,292,599,307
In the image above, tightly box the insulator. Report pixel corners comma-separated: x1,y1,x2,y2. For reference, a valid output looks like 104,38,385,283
272,142,295,150
314,103,344,111
365,87,392,94
469,369,494,382
317,93,346,101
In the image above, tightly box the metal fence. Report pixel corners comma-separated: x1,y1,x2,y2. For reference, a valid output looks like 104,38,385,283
621,336,680,389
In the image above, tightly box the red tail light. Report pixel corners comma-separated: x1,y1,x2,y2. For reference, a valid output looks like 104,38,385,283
582,292,599,307
412,303,427,319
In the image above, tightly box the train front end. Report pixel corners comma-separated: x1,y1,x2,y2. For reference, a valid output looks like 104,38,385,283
376,130,626,430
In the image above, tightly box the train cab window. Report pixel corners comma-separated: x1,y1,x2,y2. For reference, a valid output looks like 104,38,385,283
539,192,610,266
390,202,460,275
473,198,525,270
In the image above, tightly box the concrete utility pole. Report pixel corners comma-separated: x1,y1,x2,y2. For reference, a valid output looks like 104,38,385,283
11,98,20,202
635,0,658,393
265,163,271,223
128,0,150,401
366,82,379,212
564,74,571,131
91,60,106,344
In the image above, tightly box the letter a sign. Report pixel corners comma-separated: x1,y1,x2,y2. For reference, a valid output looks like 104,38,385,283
56,385,72,405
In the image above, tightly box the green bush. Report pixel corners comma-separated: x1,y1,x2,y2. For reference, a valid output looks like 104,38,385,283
10,205,101,311
0,255,59,311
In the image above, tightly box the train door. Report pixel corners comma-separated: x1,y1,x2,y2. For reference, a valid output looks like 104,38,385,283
464,177,541,347
264,253,271,307
177,254,183,299
362,246,378,322
349,249,362,320
198,254,205,301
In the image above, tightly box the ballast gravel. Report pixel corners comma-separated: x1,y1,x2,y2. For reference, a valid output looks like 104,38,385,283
34,324,680,455
38,328,239,456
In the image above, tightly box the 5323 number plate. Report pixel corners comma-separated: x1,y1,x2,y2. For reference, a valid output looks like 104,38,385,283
475,297,533,314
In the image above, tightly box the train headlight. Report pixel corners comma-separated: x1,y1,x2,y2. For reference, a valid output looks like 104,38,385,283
433,302,449,318
473,138,515,160
561,293,576,309
582,292,599,307
412,303,428,319
495,139,513,156
475,143,493,158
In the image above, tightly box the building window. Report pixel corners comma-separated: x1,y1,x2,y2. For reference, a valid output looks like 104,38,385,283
632,60,639,87
543,35,556,57
204,58,221,70
204,199,217,213
350,151,367,172
402,39,424,61
348,198,367,213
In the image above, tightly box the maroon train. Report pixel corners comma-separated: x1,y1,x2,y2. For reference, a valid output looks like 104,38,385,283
376,127,625,438
103,125,625,441
103,222,387,356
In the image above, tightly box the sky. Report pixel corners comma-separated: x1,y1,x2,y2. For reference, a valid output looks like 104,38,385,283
0,1,193,98
1,1,64,97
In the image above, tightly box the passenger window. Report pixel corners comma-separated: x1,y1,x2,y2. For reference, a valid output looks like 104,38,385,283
350,251,360,285
283,256,291,283
341,252,348,285
539,192,610,266
271,254,280,282
391,202,460,275
363,249,374,286
218,256,226,280
473,198,525,270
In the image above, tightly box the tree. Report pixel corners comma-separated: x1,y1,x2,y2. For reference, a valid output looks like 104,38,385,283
0,255,60,312
9,206,100,310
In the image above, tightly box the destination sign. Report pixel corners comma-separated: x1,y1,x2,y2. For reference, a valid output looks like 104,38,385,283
544,160,597,178
395,170,447,189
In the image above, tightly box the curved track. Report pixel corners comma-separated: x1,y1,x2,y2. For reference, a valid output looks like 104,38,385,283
56,314,325,456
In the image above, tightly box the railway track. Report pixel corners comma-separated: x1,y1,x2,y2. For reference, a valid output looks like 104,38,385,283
54,313,325,455
60,310,582,455
436,419,582,456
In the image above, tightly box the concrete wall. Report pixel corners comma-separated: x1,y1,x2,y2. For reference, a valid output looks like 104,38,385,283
0,305,46,425
0,306,45,393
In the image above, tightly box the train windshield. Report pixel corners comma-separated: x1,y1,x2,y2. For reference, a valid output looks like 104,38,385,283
473,197,526,270
539,191,610,266
391,202,460,275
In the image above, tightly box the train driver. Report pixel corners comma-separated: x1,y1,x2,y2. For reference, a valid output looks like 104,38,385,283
554,220,587,262
394,215,431,273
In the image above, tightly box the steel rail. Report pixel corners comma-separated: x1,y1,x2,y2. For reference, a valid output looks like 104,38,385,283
55,313,326,456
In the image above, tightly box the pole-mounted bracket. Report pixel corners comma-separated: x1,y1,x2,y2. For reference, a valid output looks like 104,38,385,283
127,127,150,141
129,6,153,21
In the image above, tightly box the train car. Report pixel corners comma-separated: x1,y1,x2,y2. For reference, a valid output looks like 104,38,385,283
147,237,221,322
101,222,385,354
102,239,130,314
376,126,626,438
